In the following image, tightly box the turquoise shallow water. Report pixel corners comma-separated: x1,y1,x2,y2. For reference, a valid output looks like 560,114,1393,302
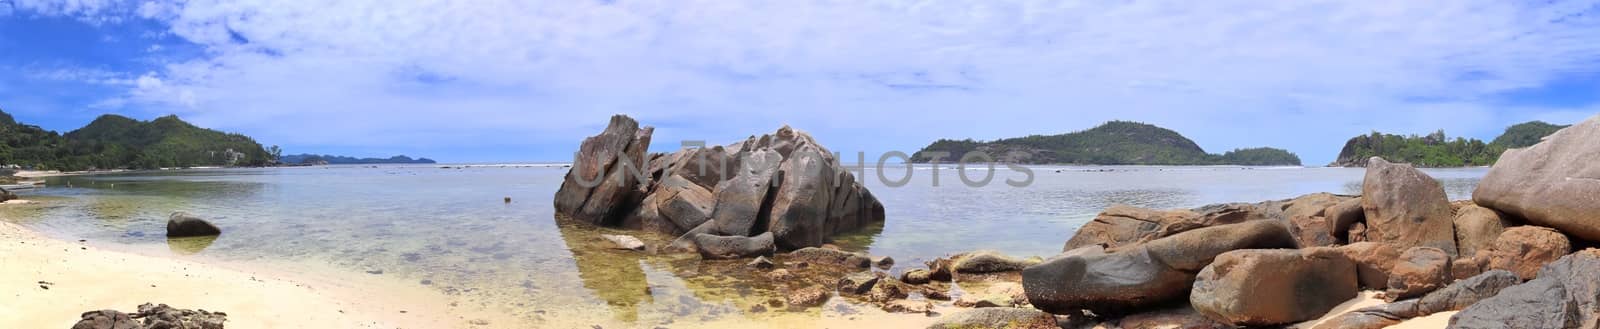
2,164,1487,326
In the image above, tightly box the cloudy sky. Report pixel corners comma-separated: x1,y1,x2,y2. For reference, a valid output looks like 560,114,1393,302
2,0,1598,164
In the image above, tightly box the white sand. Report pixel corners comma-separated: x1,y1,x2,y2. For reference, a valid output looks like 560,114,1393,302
1291,290,1453,329
0,221,510,328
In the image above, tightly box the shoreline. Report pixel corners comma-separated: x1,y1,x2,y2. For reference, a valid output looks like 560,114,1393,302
0,221,511,329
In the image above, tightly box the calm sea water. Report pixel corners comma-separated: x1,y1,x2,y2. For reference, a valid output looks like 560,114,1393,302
3,164,1487,326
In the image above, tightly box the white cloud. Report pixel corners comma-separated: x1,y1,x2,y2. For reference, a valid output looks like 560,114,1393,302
14,0,1600,162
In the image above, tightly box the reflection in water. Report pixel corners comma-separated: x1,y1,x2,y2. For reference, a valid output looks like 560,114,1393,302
554,217,654,323
2,165,1490,327
167,235,218,255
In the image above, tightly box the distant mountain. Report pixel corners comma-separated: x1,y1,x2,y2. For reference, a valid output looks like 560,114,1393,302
1330,121,1569,167
0,109,272,170
912,121,1302,166
279,154,436,165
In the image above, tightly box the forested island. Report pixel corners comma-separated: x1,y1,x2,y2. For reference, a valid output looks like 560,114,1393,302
1329,121,1568,167
0,109,273,170
912,121,1302,165
278,154,436,165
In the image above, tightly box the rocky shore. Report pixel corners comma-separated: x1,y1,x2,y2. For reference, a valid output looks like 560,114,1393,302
554,114,1600,328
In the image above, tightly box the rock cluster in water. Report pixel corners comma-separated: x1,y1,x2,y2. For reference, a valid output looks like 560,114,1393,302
554,115,884,252
1010,113,1600,328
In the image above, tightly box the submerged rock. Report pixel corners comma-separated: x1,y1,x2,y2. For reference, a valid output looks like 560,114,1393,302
1473,114,1600,242
689,232,775,259
1361,157,1459,257
951,250,1038,274
600,234,646,251
166,212,221,237
787,247,871,268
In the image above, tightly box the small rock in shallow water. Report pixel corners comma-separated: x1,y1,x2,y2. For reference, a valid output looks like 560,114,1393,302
600,234,646,251
747,256,775,270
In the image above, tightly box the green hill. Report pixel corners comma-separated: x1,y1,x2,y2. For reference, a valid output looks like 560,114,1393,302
1330,121,1569,167
1489,121,1568,149
0,109,272,170
912,121,1302,165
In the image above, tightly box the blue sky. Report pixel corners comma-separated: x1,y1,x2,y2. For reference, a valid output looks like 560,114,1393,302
2,0,1599,164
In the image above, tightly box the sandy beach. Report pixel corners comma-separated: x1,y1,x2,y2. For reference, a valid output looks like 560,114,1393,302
0,221,512,329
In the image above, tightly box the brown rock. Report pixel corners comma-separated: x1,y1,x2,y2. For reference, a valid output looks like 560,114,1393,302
952,250,1039,274
1326,197,1366,244
1061,205,1203,251
1337,242,1400,290
1190,247,1359,326
867,278,911,302
656,174,715,232
1282,193,1352,248
1451,251,1488,281
786,285,830,309
882,300,933,314
954,282,1026,308
1485,226,1572,280
1453,203,1512,257
1361,157,1459,257
554,115,654,225
837,272,880,295
1472,115,1600,242
1385,247,1451,301
1024,220,1297,316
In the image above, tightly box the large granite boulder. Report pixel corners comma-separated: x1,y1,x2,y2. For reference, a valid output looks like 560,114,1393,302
1061,205,1205,251
1023,220,1296,315
1311,270,1522,329
555,115,886,250
1386,246,1451,301
1450,249,1600,328
1473,114,1600,242
655,175,716,232
766,141,837,249
555,115,655,225
1454,203,1512,257
709,148,783,236
167,212,222,237
1485,226,1572,280
1361,157,1458,257
1190,247,1358,326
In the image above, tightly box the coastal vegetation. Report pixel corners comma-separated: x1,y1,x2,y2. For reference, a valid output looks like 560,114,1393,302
278,154,436,165
1330,120,1569,167
911,121,1302,166
0,108,272,171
